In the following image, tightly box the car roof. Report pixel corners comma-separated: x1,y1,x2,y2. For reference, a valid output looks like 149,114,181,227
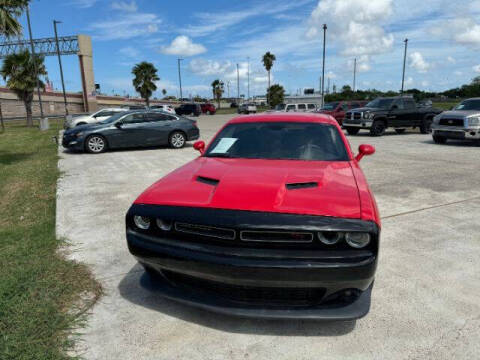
229,112,338,125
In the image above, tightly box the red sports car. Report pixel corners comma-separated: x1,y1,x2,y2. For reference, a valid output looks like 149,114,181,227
126,113,380,319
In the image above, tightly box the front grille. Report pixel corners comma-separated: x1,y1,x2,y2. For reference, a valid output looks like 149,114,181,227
175,222,235,240
439,118,464,127
353,112,362,120
163,270,327,306
240,230,313,243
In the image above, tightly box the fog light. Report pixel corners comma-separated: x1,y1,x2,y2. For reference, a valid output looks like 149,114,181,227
345,232,370,248
156,218,172,231
318,231,343,245
133,215,150,230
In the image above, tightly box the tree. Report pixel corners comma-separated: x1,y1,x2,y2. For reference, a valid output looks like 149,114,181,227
132,62,159,107
267,84,285,107
211,79,224,108
162,88,167,96
262,51,276,103
0,0,28,37
1,50,46,126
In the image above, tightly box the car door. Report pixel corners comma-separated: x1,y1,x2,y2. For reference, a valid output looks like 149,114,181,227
109,113,147,148
387,99,407,127
144,112,176,145
402,98,418,125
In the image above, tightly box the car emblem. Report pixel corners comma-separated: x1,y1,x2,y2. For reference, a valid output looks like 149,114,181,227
448,120,453,124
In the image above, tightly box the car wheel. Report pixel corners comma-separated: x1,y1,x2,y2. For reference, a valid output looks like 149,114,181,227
169,131,186,148
370,120,386,136
432,135,447,144
206,110,211,115
345,127,360,135
395,128,406,134
85,135,107,153
420,118,433,134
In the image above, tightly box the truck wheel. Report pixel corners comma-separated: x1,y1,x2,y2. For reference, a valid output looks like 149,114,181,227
370,120,386,136
395,129,406,134
432,135,447,144
345,127,360,135
420,118,433,134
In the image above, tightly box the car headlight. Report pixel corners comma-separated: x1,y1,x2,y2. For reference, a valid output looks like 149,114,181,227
317,231,343,245
467,116,480,127
362,112,370,119
75,132,84,138
345,232,371,248
156,218,172,231
433,115,441,124
133,216,150,230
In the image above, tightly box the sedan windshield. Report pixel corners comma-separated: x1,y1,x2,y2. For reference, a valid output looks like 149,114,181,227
322,102,339,110
454,99,480,111
366,98,394,109
205,122,348,161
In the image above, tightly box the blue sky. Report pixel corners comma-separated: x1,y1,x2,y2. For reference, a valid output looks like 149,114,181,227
8,0,480,98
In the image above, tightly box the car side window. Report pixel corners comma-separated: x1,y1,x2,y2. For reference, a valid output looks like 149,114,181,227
307,104,316,109
94,110,111,117
298,104,306,110
404,99,416,109
146,113,176,122
286,105,296,111
392,99,404,110
121,113,145,124
342,103,349,111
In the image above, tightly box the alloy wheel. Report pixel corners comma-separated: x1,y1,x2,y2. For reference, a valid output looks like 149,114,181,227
87,136,105,153
170,132,185,148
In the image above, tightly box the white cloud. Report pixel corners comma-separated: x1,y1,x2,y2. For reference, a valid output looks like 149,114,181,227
161,36,207,56
189,59,232,76
118,46,139,58
326,71,337,79
405,76,414,87
447,56,456,64
409,52,430,73
111,1,137,12
421,80,429,87
89,13,161,40
348,55,371,72
432,18,480,49
454,70,463,76
473,64,480,73
71,0,97,8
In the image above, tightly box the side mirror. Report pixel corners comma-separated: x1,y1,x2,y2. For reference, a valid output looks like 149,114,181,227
193,140,205,154
355,144,375,162
115,122,122,128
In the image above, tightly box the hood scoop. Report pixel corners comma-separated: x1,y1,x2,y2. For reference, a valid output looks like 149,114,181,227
285,182,318,190
196,176,220,186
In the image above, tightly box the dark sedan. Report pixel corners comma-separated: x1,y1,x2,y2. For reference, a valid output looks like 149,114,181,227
62,110,200,153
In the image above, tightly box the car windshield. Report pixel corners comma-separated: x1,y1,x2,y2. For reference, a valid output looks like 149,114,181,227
322,102,339,110
275,104,286,110
366,98,394,109
454,99,480,111
205,122,348,161
98,112,128,124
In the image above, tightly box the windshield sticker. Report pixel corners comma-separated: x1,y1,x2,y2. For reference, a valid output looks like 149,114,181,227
210,138,237,153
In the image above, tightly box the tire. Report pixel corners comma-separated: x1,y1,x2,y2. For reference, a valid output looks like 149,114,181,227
420,117,433,134
395,128,406,134
432,135,447,144
85,135,107,153
370,120,386,136
169,131,186,149
345,127,360,135
206,110,211,115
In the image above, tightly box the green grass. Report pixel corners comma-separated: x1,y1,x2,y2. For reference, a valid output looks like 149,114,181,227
432,101,459,111
0,121,100,359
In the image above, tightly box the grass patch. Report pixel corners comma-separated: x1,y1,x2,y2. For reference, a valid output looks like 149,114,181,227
0,121,100,359
433,101,459,111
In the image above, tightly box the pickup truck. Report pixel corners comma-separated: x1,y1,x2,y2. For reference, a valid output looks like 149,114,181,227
431,98,480,144
317,100,367,125
343,96,441,136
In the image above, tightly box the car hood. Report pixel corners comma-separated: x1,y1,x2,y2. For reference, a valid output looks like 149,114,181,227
438,110,480,118
350,107,383,112
64,122,106,135
135,157,361,218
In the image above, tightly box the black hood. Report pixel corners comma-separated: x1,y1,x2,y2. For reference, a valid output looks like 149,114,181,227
64,122,107,135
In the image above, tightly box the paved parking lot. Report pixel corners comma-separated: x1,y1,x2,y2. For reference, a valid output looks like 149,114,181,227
57,113,480,359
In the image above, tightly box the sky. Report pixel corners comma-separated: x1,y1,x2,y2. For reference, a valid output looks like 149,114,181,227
6,0,480,98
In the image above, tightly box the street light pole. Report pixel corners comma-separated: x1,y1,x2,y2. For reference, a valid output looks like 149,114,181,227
247,56,250,101
401,38,408,94
236,63,240,104
177,58,183,102
321,24,327,108
353,57,357,92
26,5,44,121
53,20,68,115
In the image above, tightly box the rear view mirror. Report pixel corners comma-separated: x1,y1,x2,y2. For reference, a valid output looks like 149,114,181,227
355,144,375,162
193,140,205,154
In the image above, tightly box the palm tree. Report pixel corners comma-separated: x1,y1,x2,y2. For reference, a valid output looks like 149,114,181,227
162,88,167,96
0,0,28,37
262,51,276,104
0,50,46,126
132,62,159,107
211,79,224,108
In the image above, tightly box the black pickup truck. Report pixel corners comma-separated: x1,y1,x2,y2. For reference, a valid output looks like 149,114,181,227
342,97,441,136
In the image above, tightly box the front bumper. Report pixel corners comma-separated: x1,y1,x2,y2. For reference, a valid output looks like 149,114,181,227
62,134,85,151
342,120,373,128
126,205,379,320
432,126,480,140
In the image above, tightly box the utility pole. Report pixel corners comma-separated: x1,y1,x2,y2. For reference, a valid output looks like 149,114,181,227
236,63,240,104
353,57,357,92
226,80,230,99
26,5,44,121
321,24,327,108
177,58,183,102
53,20,68,115
327,77,330,94
247,56,250,101
401,38,408,94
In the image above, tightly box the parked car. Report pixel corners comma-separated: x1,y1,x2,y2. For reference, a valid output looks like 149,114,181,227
273,103,317,112
150,104,176,114
200,103,216,115
238,103,257,114
317,100,367,125
121,104,147,110
65,108,127,128
175,103,201,116
431,98,480,144
62,110,199,153
230,102,239,108
342,96,441,136
125,113,380,320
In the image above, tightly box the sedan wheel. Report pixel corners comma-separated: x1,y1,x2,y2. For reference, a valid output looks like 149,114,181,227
86,135,106,153
169,131,186,149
